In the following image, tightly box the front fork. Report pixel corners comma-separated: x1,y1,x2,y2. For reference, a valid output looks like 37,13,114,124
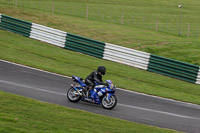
106,93,113,101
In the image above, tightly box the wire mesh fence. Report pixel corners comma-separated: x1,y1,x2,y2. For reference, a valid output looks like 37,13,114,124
1,0,200,40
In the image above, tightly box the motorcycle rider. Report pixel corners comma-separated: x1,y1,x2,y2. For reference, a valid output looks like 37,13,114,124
84,66,107,97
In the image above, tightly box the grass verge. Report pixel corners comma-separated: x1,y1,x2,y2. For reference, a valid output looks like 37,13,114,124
0,90,181,133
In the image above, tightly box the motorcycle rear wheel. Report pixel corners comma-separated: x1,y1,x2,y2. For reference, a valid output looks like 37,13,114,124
67,87,81,103
101,95,117,109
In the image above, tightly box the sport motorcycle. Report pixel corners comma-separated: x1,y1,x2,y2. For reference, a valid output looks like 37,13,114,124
67,76,117,109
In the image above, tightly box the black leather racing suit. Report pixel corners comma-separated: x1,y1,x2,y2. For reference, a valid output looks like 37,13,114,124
85,70,105,85
85,71,105,95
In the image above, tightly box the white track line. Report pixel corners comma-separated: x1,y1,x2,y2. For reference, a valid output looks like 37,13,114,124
1,59,200,109
0,80,65,96
1,79,200,121
118,103,200,120
0,59,71,78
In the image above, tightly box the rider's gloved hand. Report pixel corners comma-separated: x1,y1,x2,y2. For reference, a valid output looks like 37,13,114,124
105,83,109,86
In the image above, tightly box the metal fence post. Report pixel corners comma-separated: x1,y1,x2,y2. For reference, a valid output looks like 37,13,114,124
121,13,123,24
15,0,18,7
196,28,198,41
178,4,183,36
86,4,88,20
187,24,190,38
156,19,158,32
52,0,54,14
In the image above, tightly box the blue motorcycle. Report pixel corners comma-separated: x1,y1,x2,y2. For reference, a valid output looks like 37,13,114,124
67,76,117,109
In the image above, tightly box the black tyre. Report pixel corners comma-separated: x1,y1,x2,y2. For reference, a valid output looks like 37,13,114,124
101,95,117,109
67,87,81,103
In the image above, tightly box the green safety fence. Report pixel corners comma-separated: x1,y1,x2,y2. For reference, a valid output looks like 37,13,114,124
65,33,105,58
0,15,32,37
147,55,199,83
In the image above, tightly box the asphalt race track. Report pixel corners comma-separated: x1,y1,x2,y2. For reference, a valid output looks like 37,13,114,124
0,60,200,133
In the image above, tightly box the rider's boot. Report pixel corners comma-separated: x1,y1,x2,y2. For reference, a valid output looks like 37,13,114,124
86,91,89,98
82,87,87,97
86,87,92,98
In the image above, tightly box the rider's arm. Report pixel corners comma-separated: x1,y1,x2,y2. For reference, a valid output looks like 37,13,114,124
93,72,105,85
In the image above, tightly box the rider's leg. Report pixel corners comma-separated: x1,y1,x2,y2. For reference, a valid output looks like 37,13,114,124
84,79,94,97
82,87,87,96
84,79,90,97
86,83,94,97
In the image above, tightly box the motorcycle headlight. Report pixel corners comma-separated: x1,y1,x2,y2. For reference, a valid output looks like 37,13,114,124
110,84,115,90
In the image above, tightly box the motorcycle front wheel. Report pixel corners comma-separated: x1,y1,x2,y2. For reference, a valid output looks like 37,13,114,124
67,87,81,103
101,95,117,109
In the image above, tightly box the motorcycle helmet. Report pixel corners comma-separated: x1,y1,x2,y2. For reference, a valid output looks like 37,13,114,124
97,66,106,75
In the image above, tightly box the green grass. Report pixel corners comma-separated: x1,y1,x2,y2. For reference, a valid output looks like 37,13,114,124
1,0,200,38
0,91,181,133
1,1,200,65
140,42,200,65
